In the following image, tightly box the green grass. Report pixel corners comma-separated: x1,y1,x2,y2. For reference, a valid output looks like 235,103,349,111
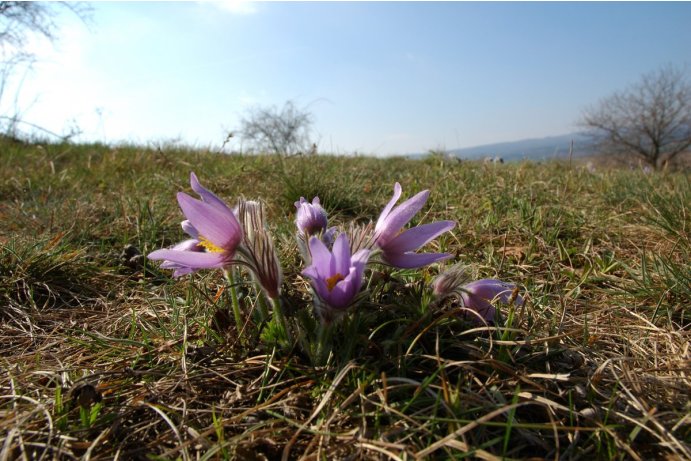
0,140,689,460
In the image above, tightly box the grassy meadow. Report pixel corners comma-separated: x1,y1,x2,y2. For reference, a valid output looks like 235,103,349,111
0,139,689,460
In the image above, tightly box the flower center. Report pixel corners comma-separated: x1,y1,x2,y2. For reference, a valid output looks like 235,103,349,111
325,273,345,291
199,236,224,253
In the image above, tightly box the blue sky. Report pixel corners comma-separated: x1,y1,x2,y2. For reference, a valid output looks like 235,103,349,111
8,1,691,156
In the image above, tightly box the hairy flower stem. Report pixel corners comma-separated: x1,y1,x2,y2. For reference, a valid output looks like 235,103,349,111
315,321,333,366
271,296,293,346
256,288,270,323
342,311,361,361
223,268,244,336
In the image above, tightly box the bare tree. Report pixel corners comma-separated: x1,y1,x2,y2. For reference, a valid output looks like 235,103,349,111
238,100,314,155
0,2,90,140
580,65,691,169
2,2,67,51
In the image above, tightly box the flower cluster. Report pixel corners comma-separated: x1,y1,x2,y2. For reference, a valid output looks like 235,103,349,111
148,172,522,334
299,182,457,321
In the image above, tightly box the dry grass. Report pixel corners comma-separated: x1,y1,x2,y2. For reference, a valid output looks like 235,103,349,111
0,141,689,460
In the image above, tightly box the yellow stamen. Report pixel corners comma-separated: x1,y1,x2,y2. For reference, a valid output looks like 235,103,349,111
325,273,345,291
199,236,224,253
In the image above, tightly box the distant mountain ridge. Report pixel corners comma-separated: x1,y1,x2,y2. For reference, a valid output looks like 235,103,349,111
414,132,598,161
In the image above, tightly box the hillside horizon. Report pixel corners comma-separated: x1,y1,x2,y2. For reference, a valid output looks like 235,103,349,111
410,132,598,161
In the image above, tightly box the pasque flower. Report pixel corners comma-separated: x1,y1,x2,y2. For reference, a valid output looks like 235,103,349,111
432,265,524,323
302,233,370,321
295,196,328,237
373,182,455,268
236,199,283,299
458,279,524,323
148,172,242,275
295,196,337,267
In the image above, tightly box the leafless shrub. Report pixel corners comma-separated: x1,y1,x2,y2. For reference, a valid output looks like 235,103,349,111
237,100,314,156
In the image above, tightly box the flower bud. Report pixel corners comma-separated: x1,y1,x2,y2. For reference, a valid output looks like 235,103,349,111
431,264,469,298
295,197,328,237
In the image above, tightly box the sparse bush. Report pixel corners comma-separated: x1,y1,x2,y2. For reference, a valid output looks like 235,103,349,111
236,100,314,156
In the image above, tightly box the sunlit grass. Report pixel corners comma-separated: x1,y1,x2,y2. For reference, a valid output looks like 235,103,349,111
0,139,688,459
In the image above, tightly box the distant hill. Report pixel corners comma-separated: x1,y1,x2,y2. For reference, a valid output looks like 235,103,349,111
414,132,598,162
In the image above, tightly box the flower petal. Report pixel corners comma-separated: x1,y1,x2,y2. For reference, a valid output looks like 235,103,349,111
177,192,241,249
375,189,429,245
158,257,199,277
328,266,360,309
148,248,226,268
159,260,198,277
382,251,453,269
169,238,203,252
375,182,402,232
181,220,199,239
312,276,330,302
301,265,319,279
307,235,333,278
350,248,371,275
172,266,197,277
332,233,351,277
322,226,338,247
302,264,330,302
460,292,497,322
190,172,232,213
463,279,516,304
383,220,456,253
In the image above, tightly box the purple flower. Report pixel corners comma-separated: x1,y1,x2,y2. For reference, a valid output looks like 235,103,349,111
295,196,328,237
295,196,337,266
302,233,371,321
458,279,524,323
148,173,242,276
373,182,455,268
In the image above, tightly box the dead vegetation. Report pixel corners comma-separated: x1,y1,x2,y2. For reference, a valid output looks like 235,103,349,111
0,141,688,460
